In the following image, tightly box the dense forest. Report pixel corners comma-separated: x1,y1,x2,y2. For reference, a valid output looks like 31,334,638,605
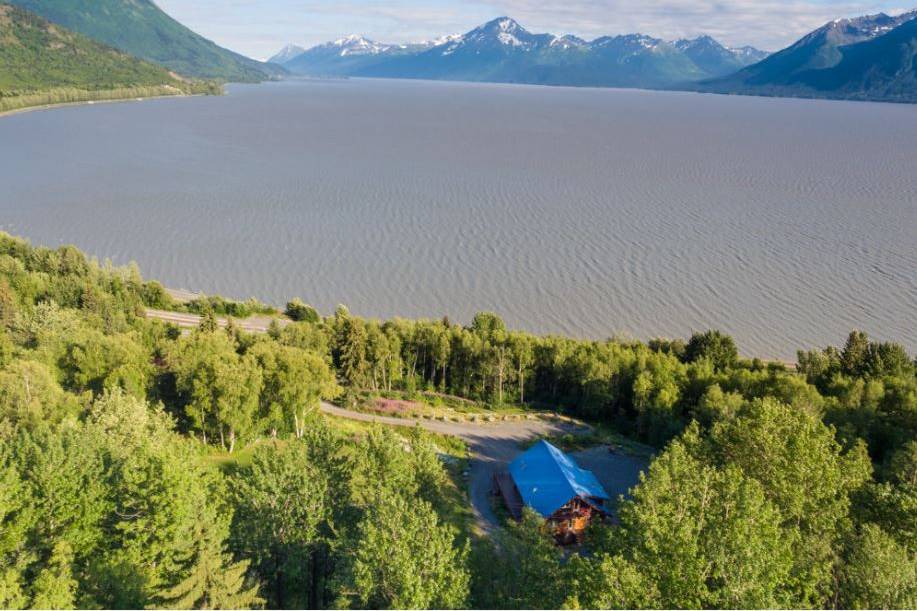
0,231,914,609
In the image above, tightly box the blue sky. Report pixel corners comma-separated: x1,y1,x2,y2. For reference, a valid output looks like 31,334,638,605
155,0,911,60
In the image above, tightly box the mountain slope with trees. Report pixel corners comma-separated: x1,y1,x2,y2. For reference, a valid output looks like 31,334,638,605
701,10,917,102
6,0,282,82
0,3,218,113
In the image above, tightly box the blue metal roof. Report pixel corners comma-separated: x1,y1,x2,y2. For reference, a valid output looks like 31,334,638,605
508,440,610,518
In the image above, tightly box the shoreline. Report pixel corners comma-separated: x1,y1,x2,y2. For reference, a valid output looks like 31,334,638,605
0,91,208,120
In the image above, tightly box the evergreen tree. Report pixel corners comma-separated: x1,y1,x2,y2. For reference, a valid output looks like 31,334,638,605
154,521,262,610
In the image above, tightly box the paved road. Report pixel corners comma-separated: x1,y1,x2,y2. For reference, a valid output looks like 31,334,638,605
320,402,599,535
145,308,289,334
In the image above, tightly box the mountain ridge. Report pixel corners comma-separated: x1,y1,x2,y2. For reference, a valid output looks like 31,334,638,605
700,9,917,102
275,16,767,88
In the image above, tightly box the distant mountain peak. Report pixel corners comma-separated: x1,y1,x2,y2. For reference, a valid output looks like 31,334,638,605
466,16,536,48
483,17,525,33
550,34,587,49
269,43,305,64
592,33,664,52
424,33,462,47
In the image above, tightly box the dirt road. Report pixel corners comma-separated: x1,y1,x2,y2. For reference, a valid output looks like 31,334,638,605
319,403,648,535
145,308,289,334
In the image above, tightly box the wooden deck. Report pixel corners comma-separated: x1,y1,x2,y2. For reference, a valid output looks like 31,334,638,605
493,471,524,521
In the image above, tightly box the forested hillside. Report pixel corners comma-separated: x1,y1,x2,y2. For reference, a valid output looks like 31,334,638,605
0,230,914,609
6,0,282,82
0,3,218,112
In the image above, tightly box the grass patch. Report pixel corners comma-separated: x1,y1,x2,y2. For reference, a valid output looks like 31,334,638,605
203,437,280,472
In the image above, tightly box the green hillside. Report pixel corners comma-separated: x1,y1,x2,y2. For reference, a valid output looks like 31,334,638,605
0,3,218,112
7,0,282,82
799,17,917,102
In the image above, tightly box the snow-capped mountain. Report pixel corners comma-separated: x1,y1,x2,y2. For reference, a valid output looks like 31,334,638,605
438,17,551,53
320,35,391,56
270,9,917,101
268,44,306,65
281,34,412,75
274,16,766,87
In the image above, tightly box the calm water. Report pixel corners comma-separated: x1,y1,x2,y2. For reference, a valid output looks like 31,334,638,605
1,79,915,358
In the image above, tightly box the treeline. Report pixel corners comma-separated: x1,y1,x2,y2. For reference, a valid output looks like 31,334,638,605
287,302,915,466
0,83,222,114
0,231,915,609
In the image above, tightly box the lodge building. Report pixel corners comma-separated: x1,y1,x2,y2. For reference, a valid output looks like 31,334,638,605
493,440,610,544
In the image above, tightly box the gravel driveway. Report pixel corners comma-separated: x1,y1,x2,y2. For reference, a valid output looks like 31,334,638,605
319,403,648,535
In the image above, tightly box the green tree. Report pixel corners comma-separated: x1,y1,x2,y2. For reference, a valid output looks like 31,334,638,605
0,438,32,609
0,360,77,428
83,391,233,608
708,398,873,605
888,440,917,487
29,541,77,610
169,331,262,451
61,329,150,397
231,440,332,609
616,432,792,608
284,299,319,323
508,331,535,403
342,493,469,609
154,521,262,610
684,330,739,371
840,523,917,609
0,278,17,328
565,553,657,610
842,330,871,377
334,311,369,388
471,510,565,609
249,341,339,438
